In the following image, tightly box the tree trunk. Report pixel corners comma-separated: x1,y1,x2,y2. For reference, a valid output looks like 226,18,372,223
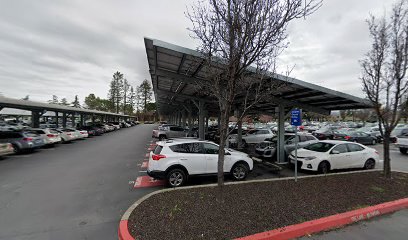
383,132,392,178
217,103,230,187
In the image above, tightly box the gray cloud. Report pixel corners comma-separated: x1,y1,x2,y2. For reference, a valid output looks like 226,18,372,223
0,0,395,104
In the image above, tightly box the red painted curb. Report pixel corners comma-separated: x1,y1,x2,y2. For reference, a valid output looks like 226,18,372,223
118,220,134,240
236,198,408,240
133,176,165,188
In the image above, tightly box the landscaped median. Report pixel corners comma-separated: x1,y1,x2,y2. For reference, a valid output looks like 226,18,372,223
119,170,408,240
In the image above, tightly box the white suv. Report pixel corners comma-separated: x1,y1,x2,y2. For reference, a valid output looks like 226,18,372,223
148,139,253,187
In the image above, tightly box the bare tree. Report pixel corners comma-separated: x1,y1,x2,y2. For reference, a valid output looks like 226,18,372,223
187,0,321,186
355,109,372,124
360,0,408,178
340,110,347,121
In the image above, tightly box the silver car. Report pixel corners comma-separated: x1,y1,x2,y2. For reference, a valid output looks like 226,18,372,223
0,131,45,153
255,133,318,160
152,125,187,140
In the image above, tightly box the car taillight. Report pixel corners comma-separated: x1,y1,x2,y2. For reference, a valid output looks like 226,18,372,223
152,154,166,161
47,134,55,137
23,137,33,141
345,136,351,140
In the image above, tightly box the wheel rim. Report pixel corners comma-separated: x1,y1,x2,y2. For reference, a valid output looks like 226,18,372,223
233,166,246,179
169,172,183,186
366,160,375,169
372,140,376,145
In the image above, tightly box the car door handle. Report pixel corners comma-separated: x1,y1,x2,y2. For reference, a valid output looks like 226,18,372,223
180,158,188,160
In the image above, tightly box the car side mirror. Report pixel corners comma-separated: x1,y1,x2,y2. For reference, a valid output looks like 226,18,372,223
331,150,340,154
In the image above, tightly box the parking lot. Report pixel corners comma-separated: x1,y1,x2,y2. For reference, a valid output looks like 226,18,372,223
0,124,157,240
0,122,406,240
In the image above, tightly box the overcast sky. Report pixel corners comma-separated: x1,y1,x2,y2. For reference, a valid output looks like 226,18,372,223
0,0,392,104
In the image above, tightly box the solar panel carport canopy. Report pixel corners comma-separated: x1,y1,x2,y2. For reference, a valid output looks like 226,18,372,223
144,37,372,116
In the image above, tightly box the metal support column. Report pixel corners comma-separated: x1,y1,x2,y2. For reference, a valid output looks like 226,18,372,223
277,105,286,163
71,113,76,128
92,115,96,124
55,111,59,128
62,113,67,128
80,114,84,127
31,111,40,128
182,110,187,128
198,100,205,140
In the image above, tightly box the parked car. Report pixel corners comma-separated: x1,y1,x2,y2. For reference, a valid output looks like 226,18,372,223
152,125,187,140
390,127,408,143
28,128,62,145
229,128,274,146
109,122,121,130
78,126,98,136
147,139,253,187
0,143,14,157
343,131,377,145
0,131,45,153
289,140,379,174
255,133,318,160
396,132,408,154
52,129,77,142
312,128,336,140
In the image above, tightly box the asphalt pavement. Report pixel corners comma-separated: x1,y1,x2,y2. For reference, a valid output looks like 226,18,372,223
299,209,408,240
0,124,157,240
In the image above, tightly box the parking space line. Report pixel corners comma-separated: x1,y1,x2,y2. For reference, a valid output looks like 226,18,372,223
133,176,165,188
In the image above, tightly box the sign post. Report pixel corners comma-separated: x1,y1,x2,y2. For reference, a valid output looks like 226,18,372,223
291,109,302,182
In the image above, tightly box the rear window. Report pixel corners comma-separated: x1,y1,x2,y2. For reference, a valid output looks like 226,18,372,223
153,145,163,154
169,143,202,153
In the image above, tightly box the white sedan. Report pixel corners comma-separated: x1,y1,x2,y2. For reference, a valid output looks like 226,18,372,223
289,140,379,174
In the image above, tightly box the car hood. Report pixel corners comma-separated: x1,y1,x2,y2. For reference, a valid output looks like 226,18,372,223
226,148,249,158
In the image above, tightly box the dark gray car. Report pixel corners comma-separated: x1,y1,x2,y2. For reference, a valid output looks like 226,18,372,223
0,131,45,153
255,133,318,160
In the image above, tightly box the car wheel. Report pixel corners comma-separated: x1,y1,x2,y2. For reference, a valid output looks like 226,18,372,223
12,144,20,154
166,169,186,187
159,135,166,141
231,163,249,181
364,159,376,169
318,161,330,174
241,140,248,148
400,148,407,154
371,139,377,145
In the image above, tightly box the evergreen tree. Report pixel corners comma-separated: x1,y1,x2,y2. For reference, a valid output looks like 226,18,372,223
72,95,81,108
137,79,152,113
48,95,59,104
108,71,124,113
60,98,69,106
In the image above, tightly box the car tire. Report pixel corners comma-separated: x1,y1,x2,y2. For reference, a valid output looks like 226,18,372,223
159,135,166,141
364,159,376,169
231,163,249,181
318,161,330,174
166,168,187,187
400,148,407,154
371,139,377,145
12,144,20,154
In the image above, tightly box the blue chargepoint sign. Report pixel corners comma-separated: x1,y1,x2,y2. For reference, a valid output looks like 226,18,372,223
291,109,302,126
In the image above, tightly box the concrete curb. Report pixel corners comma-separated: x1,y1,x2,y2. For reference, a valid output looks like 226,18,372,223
118,170,406,240
235,198,408,240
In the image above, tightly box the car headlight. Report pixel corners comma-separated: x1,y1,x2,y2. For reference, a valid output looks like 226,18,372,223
304,156,316,160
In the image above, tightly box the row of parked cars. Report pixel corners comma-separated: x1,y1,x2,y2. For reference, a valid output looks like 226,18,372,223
149,123,381,187
0,121,139,157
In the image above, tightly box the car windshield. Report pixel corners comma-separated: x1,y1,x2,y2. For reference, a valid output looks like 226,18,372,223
266,135,294,143
392,128,405,136
303,142,335,152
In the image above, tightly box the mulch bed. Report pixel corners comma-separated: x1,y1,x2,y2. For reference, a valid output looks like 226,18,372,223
128,171,408,240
